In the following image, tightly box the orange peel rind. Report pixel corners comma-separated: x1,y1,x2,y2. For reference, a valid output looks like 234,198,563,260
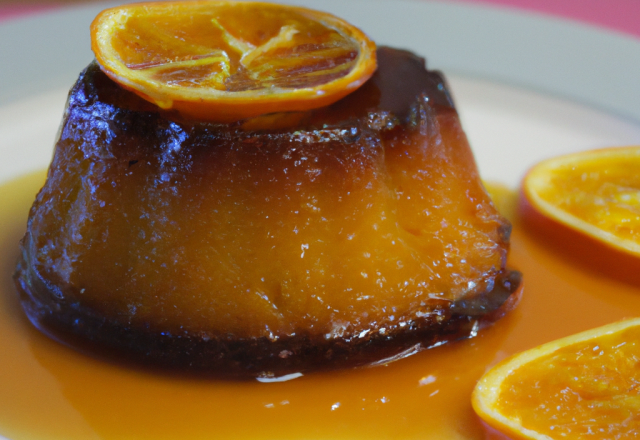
90,1,377,122
521,146,640,259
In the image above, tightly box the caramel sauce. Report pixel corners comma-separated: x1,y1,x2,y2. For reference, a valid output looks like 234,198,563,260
1,172,639,440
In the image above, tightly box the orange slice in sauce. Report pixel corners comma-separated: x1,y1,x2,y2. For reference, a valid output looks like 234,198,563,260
473,318,640,440
91,1,377,122
521,146,640,260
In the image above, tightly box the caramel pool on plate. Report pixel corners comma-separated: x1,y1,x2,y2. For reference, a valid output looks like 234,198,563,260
2,174,640,439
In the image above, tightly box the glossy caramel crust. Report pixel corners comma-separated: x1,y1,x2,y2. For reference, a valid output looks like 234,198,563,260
15,48,520,377
16,262,519,377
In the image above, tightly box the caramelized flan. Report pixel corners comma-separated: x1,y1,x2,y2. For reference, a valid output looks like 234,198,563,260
14,47,521,377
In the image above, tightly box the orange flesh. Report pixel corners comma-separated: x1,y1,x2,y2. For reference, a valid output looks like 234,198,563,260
534,157,640,244
91,2,377,122
111,5,359,91
497,326,640,439
3,173,640,439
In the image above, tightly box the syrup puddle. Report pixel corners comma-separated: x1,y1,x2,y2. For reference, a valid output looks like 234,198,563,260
0,172,638,440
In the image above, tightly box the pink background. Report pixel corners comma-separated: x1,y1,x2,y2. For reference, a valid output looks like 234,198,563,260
0,0,639,39
458,0,640,39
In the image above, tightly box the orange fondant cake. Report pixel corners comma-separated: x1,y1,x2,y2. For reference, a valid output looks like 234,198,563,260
14,47,520,378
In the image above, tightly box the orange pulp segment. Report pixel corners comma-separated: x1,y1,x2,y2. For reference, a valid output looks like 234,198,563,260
90,1,377,122
473,318,640,440
521,146,640,259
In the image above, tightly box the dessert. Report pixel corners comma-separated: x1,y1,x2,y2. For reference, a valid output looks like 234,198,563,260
13,2,520,378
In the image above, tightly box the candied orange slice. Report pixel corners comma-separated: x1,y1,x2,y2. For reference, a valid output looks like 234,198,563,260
473,318,640,440
521,146,640,259
90,1,377,122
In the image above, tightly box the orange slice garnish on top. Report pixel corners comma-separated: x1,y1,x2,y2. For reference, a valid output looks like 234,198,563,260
473,318,640,440
90,1,377,122
521,146,640,260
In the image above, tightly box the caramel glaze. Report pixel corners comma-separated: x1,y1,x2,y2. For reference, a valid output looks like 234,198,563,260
14,47,521,378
